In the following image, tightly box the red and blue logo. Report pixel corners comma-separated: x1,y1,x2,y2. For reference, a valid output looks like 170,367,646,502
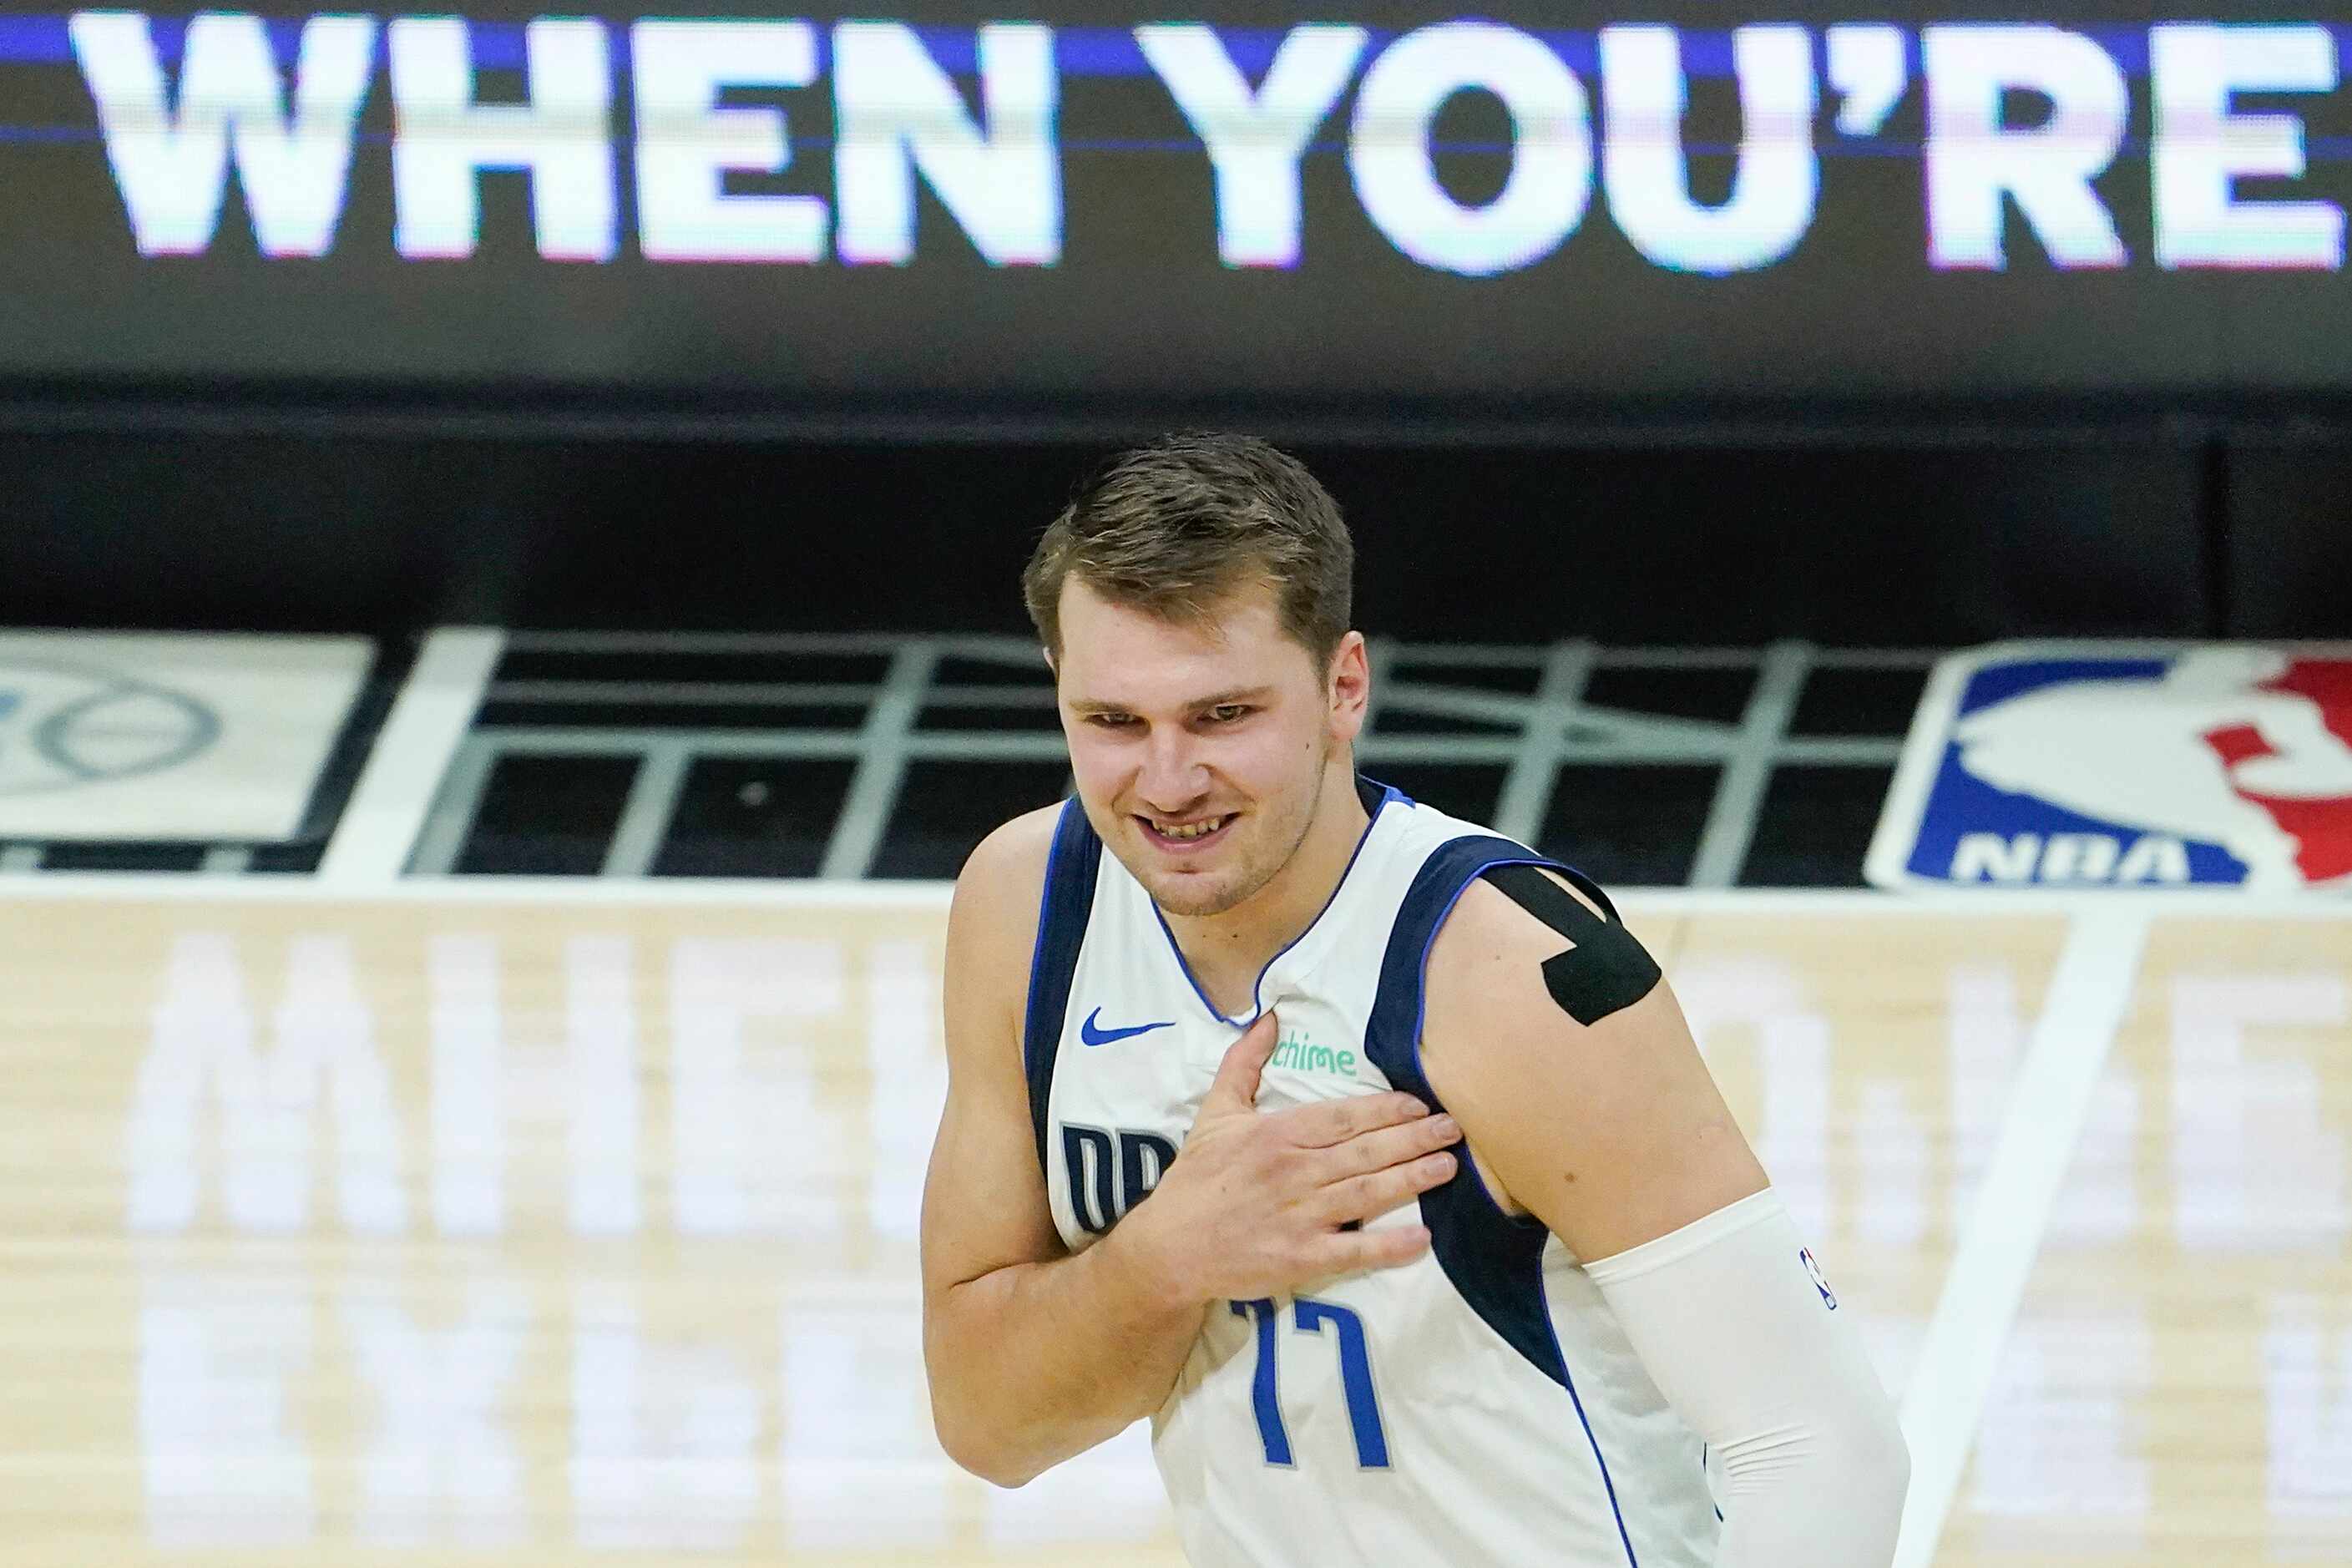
1799,1247,1838,1311
1868,643,2352,891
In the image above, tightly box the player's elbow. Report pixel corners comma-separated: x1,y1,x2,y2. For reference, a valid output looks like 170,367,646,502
1850,1375,1909,1481
941,1436,1042,1490
940,1430,1044,1490
1856,1407,1911,1526
1715,1391,1909,1559
924,1285,1075,1490
1811,1399,1911,1547
929,1390,1046,1490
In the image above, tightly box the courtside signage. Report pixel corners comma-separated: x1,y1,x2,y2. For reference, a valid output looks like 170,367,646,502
1867,641,2352,892
8,13,2352,421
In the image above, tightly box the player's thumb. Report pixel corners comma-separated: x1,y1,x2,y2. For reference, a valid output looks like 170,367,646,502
1201,1009,1281,1116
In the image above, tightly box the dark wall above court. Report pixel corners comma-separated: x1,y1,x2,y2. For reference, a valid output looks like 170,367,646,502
3,427,2335,642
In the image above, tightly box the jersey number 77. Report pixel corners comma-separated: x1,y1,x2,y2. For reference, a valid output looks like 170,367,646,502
1228,1297,1389,1469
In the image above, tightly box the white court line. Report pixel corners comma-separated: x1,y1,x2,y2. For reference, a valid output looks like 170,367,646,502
1889,906,2152,1568
316,627,505,888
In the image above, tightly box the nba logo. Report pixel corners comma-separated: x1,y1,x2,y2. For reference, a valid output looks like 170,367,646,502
1798,1247,1837,1310
1868,642,2352,892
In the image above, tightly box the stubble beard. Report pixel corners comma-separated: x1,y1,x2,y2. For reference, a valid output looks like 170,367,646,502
1141,738,1331,920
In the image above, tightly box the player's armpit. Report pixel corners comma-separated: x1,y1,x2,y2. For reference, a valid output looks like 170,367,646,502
1419,872,1767,1264
1584,1192,1909,1566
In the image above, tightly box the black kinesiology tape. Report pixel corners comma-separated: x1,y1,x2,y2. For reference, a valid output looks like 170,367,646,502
1481,864,1662,1026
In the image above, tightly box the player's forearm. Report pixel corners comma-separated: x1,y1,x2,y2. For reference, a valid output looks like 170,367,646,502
927,1220,1206,1488
1583,1190,1911,1565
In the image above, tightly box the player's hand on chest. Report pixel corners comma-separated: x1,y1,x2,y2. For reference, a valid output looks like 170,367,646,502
1090,1011,1463,1308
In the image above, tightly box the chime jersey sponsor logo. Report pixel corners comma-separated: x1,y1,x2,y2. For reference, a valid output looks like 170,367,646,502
1268,1029,1358,1078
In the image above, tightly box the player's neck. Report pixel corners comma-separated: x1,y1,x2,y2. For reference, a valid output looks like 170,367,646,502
1161,765,1370,1015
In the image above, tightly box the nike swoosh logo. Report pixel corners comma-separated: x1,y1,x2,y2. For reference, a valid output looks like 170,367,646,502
1080,1008,1176,1048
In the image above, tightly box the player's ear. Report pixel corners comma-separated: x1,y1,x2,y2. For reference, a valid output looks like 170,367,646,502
1327,631,1368,739
1041,645,1058,679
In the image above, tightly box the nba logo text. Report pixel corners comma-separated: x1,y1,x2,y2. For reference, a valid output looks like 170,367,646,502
1868,642,2352,893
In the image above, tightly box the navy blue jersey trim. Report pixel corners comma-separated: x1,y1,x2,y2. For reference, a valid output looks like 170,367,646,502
1022,797,1103,1181
1363,834,1642,1568
1151,775,1406,1029
1538,1272,1643,1568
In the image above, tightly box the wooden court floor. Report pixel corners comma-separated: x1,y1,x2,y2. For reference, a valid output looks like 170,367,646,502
0,886,2344,1565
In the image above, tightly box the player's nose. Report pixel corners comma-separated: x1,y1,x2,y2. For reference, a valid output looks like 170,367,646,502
1135,731,1210,813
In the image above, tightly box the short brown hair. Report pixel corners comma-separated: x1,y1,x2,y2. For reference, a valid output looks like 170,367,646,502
1022,432,1355,670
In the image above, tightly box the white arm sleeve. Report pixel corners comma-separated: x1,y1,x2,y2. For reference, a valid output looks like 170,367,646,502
1583,1188,1909,1568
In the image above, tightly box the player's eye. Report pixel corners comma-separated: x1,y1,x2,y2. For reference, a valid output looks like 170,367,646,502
1206,705,1252,725
1087,712,1138,729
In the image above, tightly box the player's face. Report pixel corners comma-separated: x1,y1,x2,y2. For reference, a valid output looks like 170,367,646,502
1053,576,1362,918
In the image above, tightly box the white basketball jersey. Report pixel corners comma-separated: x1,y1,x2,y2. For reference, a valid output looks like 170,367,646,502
1024,779,1725,1567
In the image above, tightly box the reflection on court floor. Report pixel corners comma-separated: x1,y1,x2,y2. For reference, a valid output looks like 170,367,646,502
1943,920,2352,1567
0,893,2344,1564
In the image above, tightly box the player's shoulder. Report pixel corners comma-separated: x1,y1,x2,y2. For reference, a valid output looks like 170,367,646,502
1424,859,1657,1041
951,802,1063,932
938,804,1066,1063
1429,862,1615,973
943,803,1066,1008
958,802,1064,891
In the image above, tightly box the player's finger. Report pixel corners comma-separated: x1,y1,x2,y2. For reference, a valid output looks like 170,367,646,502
1314,1223,1432,1275
1282,1090,1430,1147
1317,1151,1458,1227
1318,1118,1459,1184
1199,1009,1281,1116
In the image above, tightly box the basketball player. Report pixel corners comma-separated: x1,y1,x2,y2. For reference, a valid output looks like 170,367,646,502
920,434,1909,1565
